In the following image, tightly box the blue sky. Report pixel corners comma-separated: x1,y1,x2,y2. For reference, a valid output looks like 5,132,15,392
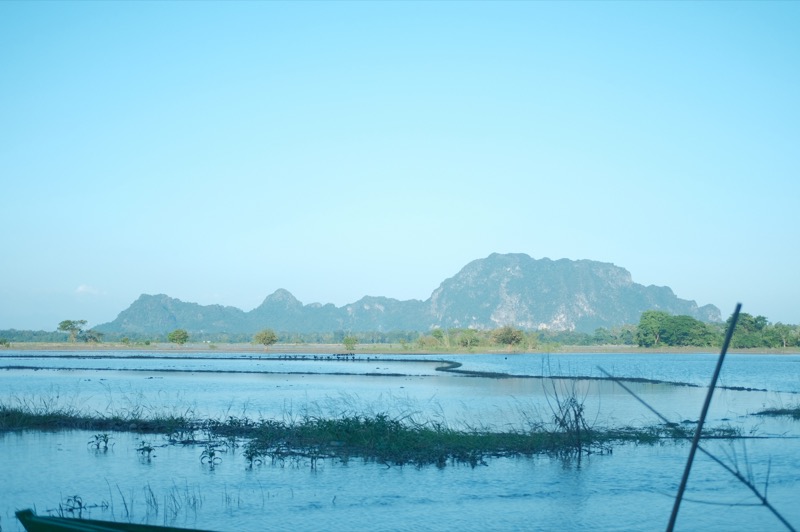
1,1,798,331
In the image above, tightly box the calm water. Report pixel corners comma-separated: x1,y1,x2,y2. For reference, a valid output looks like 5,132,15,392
1,350,798,531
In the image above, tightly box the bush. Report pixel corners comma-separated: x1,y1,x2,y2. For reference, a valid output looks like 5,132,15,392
253,329,278,346
168,329,189,345
492,326,524,346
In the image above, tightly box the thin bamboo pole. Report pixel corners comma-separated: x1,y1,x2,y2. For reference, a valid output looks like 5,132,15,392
666,303,741,531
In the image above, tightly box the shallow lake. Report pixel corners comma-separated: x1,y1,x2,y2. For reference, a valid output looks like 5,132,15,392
1,350,799,531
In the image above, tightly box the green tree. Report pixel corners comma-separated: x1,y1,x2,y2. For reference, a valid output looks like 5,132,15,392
637,311,720,347
660,315,703,346
457,329,480,348
78,329,103,343
610,325,637,345
592,328,614,345
168,329,189,345
492,325,524,346
729,312,769,348
343,335,358,352
416,335,440,350
253,328,278,347
635,311,670,347
769,323,799,348
58,320,87,342
524,331,539,350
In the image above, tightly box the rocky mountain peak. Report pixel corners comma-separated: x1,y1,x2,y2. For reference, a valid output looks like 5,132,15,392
95,253,720,335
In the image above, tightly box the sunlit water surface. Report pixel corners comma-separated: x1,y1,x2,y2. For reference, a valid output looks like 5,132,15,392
1,351,798,531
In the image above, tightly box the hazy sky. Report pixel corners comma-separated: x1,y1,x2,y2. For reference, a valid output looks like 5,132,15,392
1,1,798,331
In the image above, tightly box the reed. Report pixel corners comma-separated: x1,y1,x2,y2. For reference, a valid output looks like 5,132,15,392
1,400,746,469
238,413,736,469
0,403,198,435
144,483,158,517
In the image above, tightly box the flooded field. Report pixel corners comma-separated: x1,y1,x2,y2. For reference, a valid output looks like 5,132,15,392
1,351,799,531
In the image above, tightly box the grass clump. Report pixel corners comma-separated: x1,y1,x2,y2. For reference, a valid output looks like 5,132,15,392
755,405,800,420
0,403,197,435
242,414,511,467
1,402,747,470
237,414,728,469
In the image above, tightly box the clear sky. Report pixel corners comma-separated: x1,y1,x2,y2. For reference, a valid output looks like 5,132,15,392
1,1,798,331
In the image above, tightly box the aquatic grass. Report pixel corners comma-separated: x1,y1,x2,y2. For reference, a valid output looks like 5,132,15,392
1,403,87,430
2,399,746,469
114,484,132,519
0,401,201,435
144,483,159,517
102,481,202,526
51,495,108,518
755,406,800,420
544,378,596,456
88,433,113,450
200,442,225,468
237,413,733,469
136,440,157,459
61,495,85,515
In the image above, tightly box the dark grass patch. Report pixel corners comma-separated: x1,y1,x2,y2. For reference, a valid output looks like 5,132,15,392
755,406,800,420
0,405,195,435
0,406,744,469
220,415,739,468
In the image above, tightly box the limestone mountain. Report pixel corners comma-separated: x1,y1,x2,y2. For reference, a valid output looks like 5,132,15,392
104,294,249,334
94,253,720,336
428,253,720,332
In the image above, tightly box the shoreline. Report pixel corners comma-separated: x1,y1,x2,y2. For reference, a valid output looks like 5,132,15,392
2,342,798,356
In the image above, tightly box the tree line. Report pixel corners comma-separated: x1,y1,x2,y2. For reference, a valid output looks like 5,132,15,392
165,316,800,351
634,310,800,349
1,313,798,350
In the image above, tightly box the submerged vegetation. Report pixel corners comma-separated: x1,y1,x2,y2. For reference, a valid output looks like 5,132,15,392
0,398,744,470
235,415,742,468
755,405,800,420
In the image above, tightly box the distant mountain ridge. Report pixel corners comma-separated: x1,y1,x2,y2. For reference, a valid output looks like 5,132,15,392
95,253,721,335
